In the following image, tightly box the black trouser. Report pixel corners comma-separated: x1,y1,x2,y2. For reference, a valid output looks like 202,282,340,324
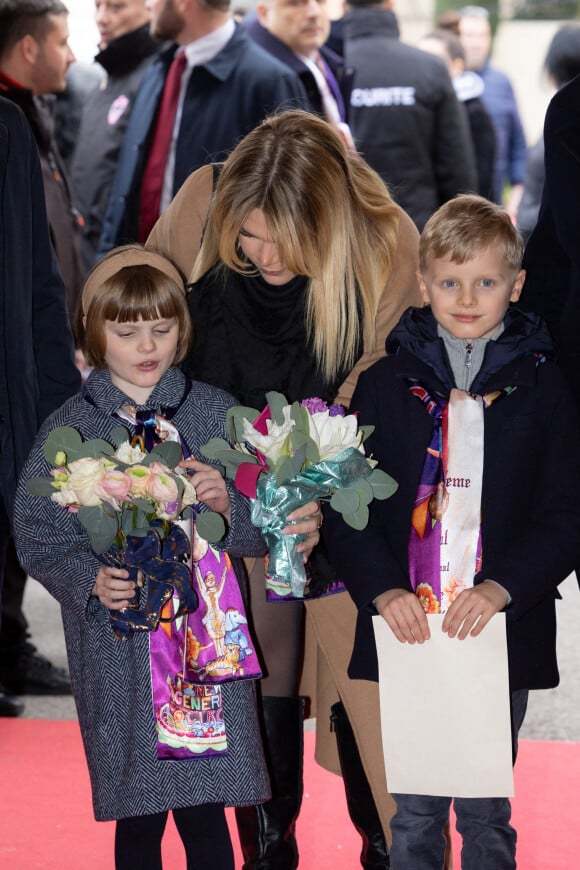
0,535,28,653
0,502,9,631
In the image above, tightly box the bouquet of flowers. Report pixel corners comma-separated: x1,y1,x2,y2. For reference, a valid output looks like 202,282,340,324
200,392,398,599
26,425,224,637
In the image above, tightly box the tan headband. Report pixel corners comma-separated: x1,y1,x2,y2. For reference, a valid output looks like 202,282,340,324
82,246,185,315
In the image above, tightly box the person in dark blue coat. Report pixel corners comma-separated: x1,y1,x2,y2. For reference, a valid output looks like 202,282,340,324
0,96,80,715
323,194,580,869
243,2,355,145
98,0,307,255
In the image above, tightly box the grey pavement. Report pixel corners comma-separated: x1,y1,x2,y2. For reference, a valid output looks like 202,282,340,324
18,574,580,740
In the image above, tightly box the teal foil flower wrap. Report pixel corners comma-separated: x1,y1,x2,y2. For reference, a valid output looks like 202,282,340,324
252,447,376,598
200,392,398,601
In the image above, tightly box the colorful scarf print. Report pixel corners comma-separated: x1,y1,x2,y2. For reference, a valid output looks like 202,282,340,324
407,383,515,614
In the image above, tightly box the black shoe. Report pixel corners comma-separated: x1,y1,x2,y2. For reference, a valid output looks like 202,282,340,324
0,644,71,695
0,688,24,716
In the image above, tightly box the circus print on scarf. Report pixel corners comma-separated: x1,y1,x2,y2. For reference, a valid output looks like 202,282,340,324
152,522,261,760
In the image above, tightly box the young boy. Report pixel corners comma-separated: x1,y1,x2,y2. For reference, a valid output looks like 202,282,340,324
322,195,580,869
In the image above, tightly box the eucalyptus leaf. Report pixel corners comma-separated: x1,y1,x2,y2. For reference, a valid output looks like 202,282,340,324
368,468,399,500
265,391,288,426
89,530,118,555
274,444,305,486
26,477,57,498
121,507,136,535
76,439,116,460
77,506,118,554
358,425,375,443
226,406,259,445
132,497,154,513
195,511,227,543
145,440,182,469
43,426,83,464
132,507,151,531
290,402,310,435
343,504,369,531
200,439,259,479
352,478,374,506
127,527,148,538
199,437,232,461
109,426,130,449
289,430,320,465
330,488,360,515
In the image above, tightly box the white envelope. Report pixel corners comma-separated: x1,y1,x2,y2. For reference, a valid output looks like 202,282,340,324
373,612,514,798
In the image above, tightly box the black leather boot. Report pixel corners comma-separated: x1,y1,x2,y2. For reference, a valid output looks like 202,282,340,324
235,695,304,869
331,701,390,869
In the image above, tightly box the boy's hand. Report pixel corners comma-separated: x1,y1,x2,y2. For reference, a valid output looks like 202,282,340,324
283,500,322,563
179,458,231,522
374,588,430,644
442,582,510,640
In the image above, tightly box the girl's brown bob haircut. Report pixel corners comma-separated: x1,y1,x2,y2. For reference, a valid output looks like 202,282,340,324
80,252,193,369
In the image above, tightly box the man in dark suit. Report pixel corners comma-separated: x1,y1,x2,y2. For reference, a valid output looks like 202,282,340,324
98,0,306,253
244,0,355,147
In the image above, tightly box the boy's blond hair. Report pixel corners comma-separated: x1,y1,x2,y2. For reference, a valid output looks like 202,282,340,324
419,194,523,272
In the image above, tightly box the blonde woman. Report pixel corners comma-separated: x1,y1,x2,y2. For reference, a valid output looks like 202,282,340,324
148,109,422,870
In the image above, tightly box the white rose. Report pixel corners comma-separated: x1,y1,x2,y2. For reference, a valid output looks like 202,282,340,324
178,472,198,508
51,488,78,507
307,410,364,461
114,441,147,465
242,406,295,465
66,457,107,506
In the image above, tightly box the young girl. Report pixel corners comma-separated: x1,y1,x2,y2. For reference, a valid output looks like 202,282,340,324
13,246,276,870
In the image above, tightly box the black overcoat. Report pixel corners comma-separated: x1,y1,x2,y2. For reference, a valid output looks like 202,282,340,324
0,97,79,514
521,74,580,412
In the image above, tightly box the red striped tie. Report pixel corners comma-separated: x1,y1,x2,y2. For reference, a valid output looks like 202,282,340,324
138,50,187,243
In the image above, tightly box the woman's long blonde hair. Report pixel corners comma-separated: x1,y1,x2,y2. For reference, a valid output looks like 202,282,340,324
191,110,400,383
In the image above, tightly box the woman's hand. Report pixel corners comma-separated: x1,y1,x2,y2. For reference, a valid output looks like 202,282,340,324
179,458,231,523
374,588,430,644
92,566,136,611
283,500,322,563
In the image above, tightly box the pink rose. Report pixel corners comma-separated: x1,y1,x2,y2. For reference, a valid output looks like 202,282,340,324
126,464,153,496
147,463,179,505
95,470,132,508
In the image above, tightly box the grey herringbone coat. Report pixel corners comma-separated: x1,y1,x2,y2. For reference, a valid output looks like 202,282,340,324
14,367,270,821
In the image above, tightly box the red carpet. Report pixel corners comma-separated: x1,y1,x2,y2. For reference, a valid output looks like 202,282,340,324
0,720,577,868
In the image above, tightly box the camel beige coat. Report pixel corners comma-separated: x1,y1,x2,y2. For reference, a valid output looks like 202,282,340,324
148,163,422,843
